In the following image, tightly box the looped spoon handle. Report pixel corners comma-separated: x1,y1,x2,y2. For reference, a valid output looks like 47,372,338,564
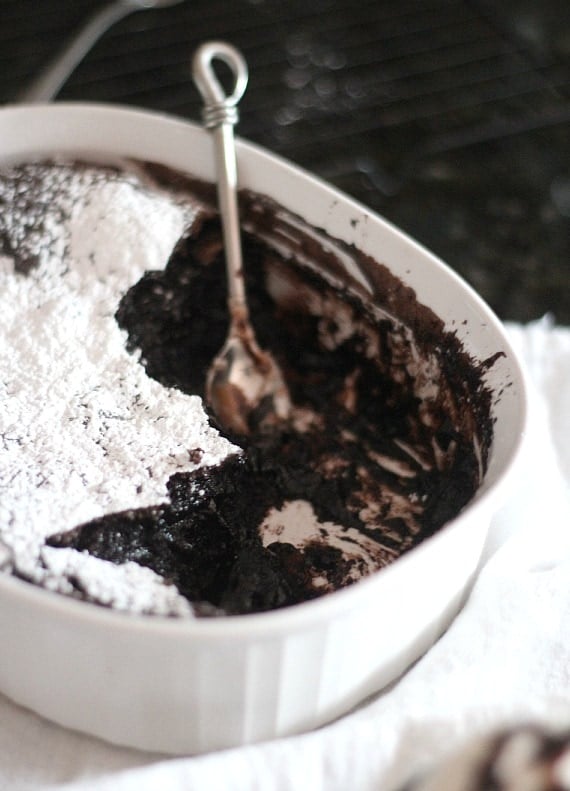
192,42,249,316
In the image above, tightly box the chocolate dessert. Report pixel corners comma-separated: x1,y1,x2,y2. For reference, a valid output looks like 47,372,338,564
400,725,570,791
0,159,496,617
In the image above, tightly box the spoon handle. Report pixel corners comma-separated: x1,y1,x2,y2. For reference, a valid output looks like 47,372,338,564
192,41,249,313
18,1,134,103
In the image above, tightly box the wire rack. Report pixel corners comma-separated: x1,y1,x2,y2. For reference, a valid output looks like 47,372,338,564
1,0,569,321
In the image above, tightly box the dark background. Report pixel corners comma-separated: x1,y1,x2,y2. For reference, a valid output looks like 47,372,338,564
1,0,568,323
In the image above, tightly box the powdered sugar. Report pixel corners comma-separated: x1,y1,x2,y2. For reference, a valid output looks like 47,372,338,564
0,160,236,616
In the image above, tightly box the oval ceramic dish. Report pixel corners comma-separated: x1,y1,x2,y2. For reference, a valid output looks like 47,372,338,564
0,104,528,754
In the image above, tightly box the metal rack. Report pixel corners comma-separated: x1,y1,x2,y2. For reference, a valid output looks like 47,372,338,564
1,0,568,321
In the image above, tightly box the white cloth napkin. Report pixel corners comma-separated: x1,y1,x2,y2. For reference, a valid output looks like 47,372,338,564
1,318,569,791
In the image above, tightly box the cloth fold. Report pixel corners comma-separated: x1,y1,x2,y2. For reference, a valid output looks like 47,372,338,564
1,319,569,791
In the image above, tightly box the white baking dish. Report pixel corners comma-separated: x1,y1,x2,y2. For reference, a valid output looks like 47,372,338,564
0,103,528,754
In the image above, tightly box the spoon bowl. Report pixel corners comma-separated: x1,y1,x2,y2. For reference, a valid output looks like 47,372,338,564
206,305,291,435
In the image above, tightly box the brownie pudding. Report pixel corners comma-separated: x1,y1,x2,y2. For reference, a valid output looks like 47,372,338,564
0,159,497,617
400,725,570,791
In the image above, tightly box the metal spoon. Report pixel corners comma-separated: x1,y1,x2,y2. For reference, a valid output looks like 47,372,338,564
192,41,291,435
18,0,184,103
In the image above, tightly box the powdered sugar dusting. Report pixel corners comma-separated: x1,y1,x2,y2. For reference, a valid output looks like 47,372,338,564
0,160,236,616
40,546,193,617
